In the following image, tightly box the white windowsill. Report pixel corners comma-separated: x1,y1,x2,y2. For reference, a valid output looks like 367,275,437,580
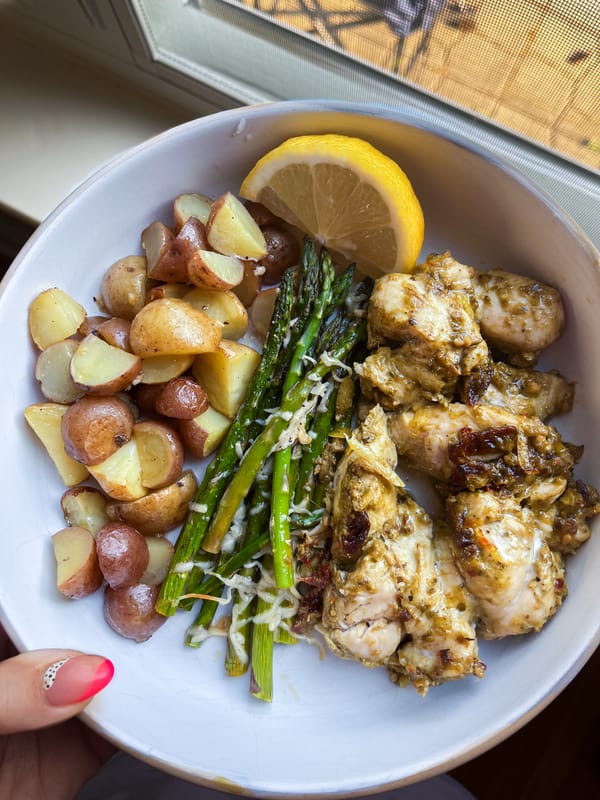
0,28,193,225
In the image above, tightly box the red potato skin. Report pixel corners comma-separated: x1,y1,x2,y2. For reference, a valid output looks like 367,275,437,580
97,317,132,351
131,382,165,415
104,583,166,642
146,217,211,283
257,225,301,284
244,200,278,227
55,532,104,600
61,395,136,466
155,376,209,420
95,523,149,589
177,417,216,459
78,315,110,336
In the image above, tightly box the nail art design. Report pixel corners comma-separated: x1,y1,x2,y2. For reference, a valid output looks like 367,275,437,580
42,658,70,690
43,655,115,706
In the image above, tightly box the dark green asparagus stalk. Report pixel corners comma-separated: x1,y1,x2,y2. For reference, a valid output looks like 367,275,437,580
156,268,295,616
201,318,366,554
293,379,338,507
184,531,270,606
289,507,325,530
184,515,247,645
270,251,334,588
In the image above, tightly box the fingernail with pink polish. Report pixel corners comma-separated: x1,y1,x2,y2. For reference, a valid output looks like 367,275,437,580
43,655,115,706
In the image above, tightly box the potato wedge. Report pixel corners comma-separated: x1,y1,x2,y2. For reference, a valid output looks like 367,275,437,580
130,298,221,358
233,260,262,308
35,339,84,404
192,340,260,419
24,403,89,486
151,217,212,283
61,395,135,466
148,284,189,302
155,376,208,420
206,192,267,260
96,317,131,351
186,250,244,291
178,405,231,459
80,316,132,351
52,526,104,599
88,437,147,501
173,192,213,229
250,287,278,337
78,315,110,337
140,536,175,586
70,333,141,395
134,419,185,489
139,354,195,384
104,583,166,642
96,522,149,589
183,287,249,340
61,486,110,536
29,288,87,350
105,469,197,535
141,221,182,282
100,255,148,320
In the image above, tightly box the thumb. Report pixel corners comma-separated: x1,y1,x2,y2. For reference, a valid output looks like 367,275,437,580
0,648,114,734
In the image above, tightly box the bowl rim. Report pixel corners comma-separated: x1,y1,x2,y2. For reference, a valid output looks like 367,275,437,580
2,98,600,796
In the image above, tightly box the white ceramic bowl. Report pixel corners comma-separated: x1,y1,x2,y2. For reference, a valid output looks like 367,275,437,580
1,100,599,797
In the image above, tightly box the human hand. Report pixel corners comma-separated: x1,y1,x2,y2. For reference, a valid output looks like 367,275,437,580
0,625,116,800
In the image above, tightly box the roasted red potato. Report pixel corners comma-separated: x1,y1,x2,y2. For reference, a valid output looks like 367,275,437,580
52,526,104,599
104,583,166,642
96,522,150,589
155,376,209,420
105,469,197,536
61,395,135,467
134,419,185,489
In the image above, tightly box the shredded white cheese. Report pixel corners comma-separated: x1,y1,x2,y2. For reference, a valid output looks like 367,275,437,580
173,559,212,575
320,352,353,377
221,503,248,554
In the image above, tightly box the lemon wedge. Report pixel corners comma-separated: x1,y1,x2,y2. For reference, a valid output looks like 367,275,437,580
239,133,424,277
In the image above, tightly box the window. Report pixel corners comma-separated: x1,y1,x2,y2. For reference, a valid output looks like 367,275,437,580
2,0,597,241
130,0,599,174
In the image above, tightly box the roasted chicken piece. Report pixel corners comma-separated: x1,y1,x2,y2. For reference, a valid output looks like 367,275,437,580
321,405,407,666
355,342,452,411
459,360,574,420
388,402,578,491
367,253,489,395
471,267,565,365
386,521,485,693
321,406,483,693
446,489,568,638
527,478,600,555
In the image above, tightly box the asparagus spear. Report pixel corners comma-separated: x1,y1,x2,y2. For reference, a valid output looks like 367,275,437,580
156,268,295,616
224,565,255,676
201,318,366,554
225,463,272,674
270,251,334,588
249,555,276,702
293,381,337,505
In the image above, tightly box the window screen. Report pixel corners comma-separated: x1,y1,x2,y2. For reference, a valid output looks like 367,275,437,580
225,0,599,173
